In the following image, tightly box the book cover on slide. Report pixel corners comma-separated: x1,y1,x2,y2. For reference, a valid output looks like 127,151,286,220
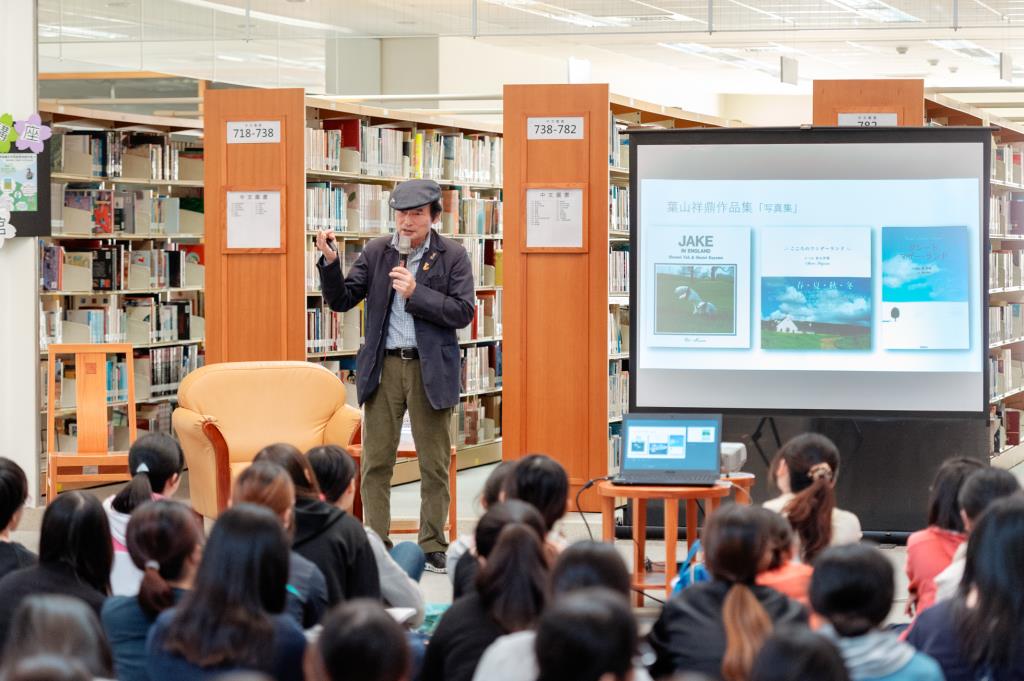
881,226,969,350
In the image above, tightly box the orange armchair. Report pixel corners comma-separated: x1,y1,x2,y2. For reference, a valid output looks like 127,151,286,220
173,361,361,518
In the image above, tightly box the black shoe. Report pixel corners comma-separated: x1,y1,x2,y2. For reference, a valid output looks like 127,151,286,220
424,551,447,574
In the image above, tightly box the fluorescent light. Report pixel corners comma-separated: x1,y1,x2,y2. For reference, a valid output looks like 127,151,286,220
38,23,130,40
826,0,922,23
930,39,999,64
659,42,779,78
216,54,246,62
170,0,352,33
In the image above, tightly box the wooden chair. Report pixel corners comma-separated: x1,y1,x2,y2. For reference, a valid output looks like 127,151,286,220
46,343,136,502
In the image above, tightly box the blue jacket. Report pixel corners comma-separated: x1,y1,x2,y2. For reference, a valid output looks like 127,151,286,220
317,229,475,409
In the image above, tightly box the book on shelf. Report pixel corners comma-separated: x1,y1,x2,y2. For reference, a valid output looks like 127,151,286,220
608,361,629,420
991,348,1024,399
608,422,623,475
305,302,364,354
50,131,203,181
609,248,630,295
460,345,500,394
990,303,1024,344
439,189,503,236
609,306,630,355
609,185,629,232
137,402,173,435
457,291,503,342
306,182,349,233
450,395,500,447
991,250,1024,290
305,122,503,185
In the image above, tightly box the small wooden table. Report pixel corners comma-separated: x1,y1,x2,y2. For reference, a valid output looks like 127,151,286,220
347,443,458,543
596,480,731,605
721,472,756,505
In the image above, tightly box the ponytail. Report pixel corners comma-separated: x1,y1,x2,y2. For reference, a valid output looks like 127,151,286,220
110,472,154,515
784,476,835,563
773,433,841,564
721,583,773,681
113,433,185,513
126,500,202,617
477,523,549,632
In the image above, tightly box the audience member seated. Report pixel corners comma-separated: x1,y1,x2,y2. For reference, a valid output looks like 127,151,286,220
232,461,329,628
750,628,850,681
104,433,185,597
102,500,203,681
535,589,637,681
647,504,808,681
472,540,643,681
904,457,984,615
3,654,93,681
446,460,516,583
0,594,113,680
933,467,1020,604
453,454,567,598
906,496,1024,681
0,457,35,579
0,491,111,646
764,433,862,564
305,599,410,681
755,510,813,612
307,445,424,625
146,503,306,681
812,544,942,681
254,443,380,605
420,501,549,681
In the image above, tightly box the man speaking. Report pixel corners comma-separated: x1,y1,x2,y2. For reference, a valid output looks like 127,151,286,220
315,179,475,572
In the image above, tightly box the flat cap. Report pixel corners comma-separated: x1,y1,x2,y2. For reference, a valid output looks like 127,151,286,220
390,179,442,211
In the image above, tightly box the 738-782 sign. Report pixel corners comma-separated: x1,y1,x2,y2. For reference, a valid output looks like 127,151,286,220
527,117,585,140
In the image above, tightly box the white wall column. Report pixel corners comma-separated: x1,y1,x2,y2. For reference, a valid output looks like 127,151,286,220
325,38,382,96
0,0,40,502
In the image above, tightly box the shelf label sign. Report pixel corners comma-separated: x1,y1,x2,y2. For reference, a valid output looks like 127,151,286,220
227,120,281,144
526,188,583,248
527,116,584,140
837,113,898,127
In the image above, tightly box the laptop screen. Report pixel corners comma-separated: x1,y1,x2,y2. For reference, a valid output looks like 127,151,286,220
622,413,722,473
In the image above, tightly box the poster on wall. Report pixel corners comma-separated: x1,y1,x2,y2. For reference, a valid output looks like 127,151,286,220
0,112,51,237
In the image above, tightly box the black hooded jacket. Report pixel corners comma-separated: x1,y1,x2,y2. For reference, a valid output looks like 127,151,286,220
292,496,380,605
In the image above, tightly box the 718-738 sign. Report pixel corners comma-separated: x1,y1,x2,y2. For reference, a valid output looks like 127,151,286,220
226,120,282,144
527,116,585,140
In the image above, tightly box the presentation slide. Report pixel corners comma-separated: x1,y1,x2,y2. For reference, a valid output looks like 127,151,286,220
634,135,987,414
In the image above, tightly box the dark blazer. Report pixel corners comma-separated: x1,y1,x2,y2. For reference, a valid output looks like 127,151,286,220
317,229,475,410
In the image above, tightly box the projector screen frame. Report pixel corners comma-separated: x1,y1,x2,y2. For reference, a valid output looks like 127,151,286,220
628,126,992,420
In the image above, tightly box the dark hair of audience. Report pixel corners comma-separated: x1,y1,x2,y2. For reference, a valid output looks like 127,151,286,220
481,460,516,508
111,433,185,514
550,540,631,598
954,496,1024,670
749,628,850,681
311,600,409,681
0,595,113,678
126,500,203,617
232,461,296,529
2,655,92,681
810,544,893,636
253,443,322,500
772,433,842,563
957,467,1021,524
535,589,637,681
306,445,357,505
474,500,549,632
161,503,290,667
501,454,568,533
926,457,985,533
39,491,112,596
762,510,796,571
0,457,28,530
703,504,773,681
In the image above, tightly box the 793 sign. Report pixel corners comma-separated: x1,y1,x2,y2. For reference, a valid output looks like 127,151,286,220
226,120,282,144
527,116,585,140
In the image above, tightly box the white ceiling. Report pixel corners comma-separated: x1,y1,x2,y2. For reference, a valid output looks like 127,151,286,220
36,0,1024,108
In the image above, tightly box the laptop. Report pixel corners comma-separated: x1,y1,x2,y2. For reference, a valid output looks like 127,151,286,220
611,413,723,486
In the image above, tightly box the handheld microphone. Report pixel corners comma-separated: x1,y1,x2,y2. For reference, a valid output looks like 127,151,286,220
397,235,412,267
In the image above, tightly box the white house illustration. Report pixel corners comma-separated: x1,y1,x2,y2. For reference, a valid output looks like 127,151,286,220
775,315,801,334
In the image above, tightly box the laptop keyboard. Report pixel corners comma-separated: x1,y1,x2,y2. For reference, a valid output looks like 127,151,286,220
614,471,720,486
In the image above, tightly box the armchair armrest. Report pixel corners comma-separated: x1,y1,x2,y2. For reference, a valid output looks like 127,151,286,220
325,403,361,448
172,407,232,519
